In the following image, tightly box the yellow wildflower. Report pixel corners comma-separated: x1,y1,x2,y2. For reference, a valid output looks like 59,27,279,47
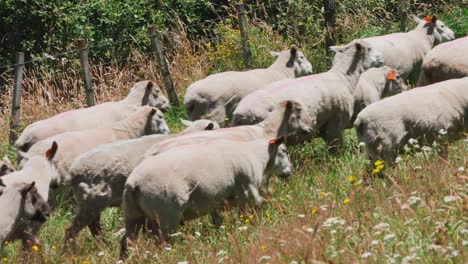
245,219,250,224
249,215,254,219
3,258,8,262
261,245,267,250
372,168,380,174
374,160,384,167
343,198,351,204
311,208,318,215
224,117,230,121
32,245,39,252
3,241,8,245
341,186,346,191
320,191,326,196
240,214,244,219
348,175,356,183
51,245,57,250
83,261,91,264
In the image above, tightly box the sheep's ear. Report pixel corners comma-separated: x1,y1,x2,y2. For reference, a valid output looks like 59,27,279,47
285,101,293,111
18,151,30,161
21,181,36,195
1,164,8,172
290,46,297,58
412,15,422,23
329,45,346,53
146,81,154,90
180,119,193,127
270,51,281,58
204,123,215,130
0,178,5,187
149,108,157,115
431,15,437,24
46,141,58,161
355,42,363,53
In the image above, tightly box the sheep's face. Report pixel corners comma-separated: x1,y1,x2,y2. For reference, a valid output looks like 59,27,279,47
385,70,408,97
282,100,314,136
147,108,170,135
21,182,50,223
269,140,292,179
0,159,15,176
180,119,220,134
291,50,313,77
359,42,384,70
434,20,455,43
148,85,170,113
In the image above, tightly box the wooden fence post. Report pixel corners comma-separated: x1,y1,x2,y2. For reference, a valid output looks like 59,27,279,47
9,52,24,145
76,39,96,107
148,25,179,107
237,2,253,68
323,0,336,56
399,0,408,32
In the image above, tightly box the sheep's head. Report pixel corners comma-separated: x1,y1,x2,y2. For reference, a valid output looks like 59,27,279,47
271,47,313,77
180,119,220,134
146,107,170,135
415,15,455,44
20,181,50,223
331,41,384,73
142,81,170,112
278,100,314,137
384,69,408,96
267,136,292,179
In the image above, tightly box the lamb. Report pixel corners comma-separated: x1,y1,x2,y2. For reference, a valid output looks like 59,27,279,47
144,100,313,157
360,15,455,82
21,106,169,186
184,47,313,123
64,119,219,242
232,40,383,150
351,66,407,124
0,142,58,248
417,36,468,86
0,180,50,249
354,77,468,167
121,136,290,257
0,156,15,176
15,80,169,153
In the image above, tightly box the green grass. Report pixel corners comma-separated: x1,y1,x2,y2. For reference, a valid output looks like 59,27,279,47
1,5,467,264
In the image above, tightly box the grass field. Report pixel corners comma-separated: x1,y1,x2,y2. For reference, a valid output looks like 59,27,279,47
0,4,467,264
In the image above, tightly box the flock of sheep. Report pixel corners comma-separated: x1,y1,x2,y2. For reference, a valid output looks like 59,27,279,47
0,15,466,259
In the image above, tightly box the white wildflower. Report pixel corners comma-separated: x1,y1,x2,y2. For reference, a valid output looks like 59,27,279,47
177,262,189,264
373,222,390,231
361,252,372,258
44,53,56,60
164,246,172,251
438,129,447,136
457,166,465,172
462,240,468,246
194,231,201,237
306,228,314,233
443,195,460,203
358,142,366,147
408,196,421,205
421,146,432,151
460,228,468,235
297,214,305,218
322,217,346,228
169,232,183,237
384,233,396,241
451,250,459,257
216,250,226,256
98,251,105,257
401,254,418,264
113,228,126,237
395,156,403,163
320,205,328,211
373,231,382,236
371,240,379,245
258,256,271,262
116,261,124,264
330,229,337,234
238,226,248,231
345,226,353,232
414,165,422,170
408,138,418,145
435,222,445,229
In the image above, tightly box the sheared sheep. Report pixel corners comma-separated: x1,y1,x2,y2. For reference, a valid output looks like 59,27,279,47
233,40,383,151
121,137,290,257
184,47,313,123
15,80,169,154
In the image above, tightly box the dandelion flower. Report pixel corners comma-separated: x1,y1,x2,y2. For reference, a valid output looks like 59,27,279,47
261,245,267,250
245,219,250,224
320,191,326,196
249,215,254,219
3,258,8,262
83,261,91,264
51,245,57,250
348,175,356,183
239,214,244,219
311,208,318,215
341,186,346,191
3,241,8,245
343,198,350,204
32,245,39,252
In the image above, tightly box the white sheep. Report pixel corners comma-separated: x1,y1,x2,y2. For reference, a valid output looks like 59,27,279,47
0,156,15,176
233,40,383,150
417,36,468,86
0,180,50,249
144,100,313,157
361,15,455,82
21,106,169,186
184,47,313,123
354,77,468,166
15,80,169,153
351,66,407,124
0,142,58,248
64,119,219,242
120,137,290,257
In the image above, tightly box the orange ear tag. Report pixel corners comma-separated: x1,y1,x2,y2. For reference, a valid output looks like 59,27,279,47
386,70,397,80
269,138,277,144
425,16,432,23
45,148,52,158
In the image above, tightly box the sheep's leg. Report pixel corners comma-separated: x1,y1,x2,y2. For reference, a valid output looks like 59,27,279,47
120,218,145,259
19,223,42,250
88,214,102,237
210,210,223,227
